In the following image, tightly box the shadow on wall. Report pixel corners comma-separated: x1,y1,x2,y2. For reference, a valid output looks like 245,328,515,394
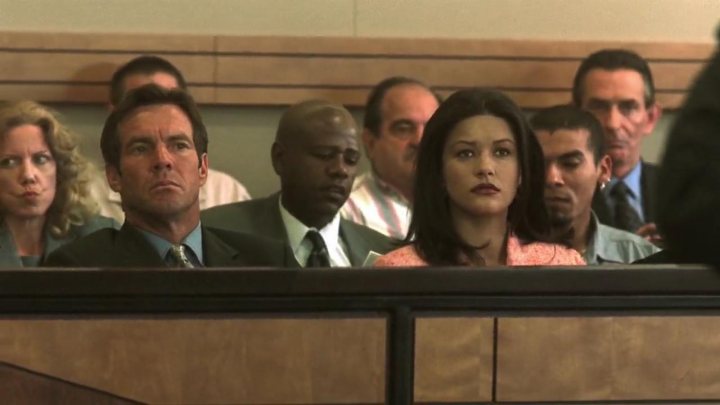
65,61,117,104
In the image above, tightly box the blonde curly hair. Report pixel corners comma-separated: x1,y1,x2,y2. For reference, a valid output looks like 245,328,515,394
0,101,98,238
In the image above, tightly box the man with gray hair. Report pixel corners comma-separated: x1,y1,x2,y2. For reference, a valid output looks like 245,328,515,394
572,49,662,244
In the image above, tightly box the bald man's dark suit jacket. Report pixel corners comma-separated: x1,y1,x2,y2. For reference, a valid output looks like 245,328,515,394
592,161,659,227
201,193,394,266
43,223,295,268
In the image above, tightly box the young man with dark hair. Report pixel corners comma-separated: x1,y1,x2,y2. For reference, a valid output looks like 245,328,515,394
532,104,659,264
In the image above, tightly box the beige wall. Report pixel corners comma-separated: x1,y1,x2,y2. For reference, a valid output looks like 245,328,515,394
3,1,717,197
1,0,717,41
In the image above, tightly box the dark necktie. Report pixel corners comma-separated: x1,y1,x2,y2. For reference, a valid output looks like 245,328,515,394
167,244,194,268
305,230,330,267
610,182,643,232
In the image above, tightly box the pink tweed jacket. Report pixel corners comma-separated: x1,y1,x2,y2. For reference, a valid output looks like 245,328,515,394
374,234,585,267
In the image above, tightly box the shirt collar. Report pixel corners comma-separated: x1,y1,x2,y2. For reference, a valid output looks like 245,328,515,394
278,196,342,258
584,212,602,265
137,222,204,265
584,211,626,265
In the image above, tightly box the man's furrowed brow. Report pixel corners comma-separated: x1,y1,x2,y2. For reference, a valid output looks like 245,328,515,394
166,133,193,142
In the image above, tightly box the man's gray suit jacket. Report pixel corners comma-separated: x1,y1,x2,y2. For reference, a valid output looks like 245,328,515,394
201,193,395,267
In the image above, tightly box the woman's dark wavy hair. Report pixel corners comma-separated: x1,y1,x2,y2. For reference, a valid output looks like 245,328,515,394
407,88,552,265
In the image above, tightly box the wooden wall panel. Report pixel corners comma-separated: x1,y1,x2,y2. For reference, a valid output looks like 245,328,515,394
0,31,714,108
0,316,386,404
413,317,494,403
497,317,720,402
0,31,214,52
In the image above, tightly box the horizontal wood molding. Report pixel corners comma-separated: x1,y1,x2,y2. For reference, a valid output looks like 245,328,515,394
0,31,714,108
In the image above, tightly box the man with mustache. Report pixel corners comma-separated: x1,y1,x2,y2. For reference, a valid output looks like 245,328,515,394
202,100,392,267
45,85,290,267
341,77,440,240
572,50,662,243
531,104,659,265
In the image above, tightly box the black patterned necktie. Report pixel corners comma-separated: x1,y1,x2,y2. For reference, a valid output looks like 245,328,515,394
305,230,330,267
610,182,643,232
167,244,194,268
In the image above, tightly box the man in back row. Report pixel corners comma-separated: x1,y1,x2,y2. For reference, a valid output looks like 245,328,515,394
341,77,440,240
572,49,662,243
202,100,393,267
46,85,290,267
90,55,250,222
531,105,659,264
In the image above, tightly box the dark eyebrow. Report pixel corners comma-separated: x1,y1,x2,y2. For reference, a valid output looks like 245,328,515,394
557,150,585,160
618,99,641,107
126,135,154,146
588,97,640,106
449,140,476,147
166,134,193,143
493,138,515,145
311,145,360,154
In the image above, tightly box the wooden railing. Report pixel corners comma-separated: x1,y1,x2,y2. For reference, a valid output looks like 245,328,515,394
2,266,720,404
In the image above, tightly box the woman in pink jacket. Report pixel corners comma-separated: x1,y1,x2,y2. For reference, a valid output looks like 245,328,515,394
375,89,584,267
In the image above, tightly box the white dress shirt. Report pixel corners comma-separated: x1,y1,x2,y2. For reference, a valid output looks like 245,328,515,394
278,198,351,268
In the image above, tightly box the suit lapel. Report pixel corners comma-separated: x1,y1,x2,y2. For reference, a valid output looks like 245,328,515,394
265,193,292,242
339,220,368,266
202,227,238,267
115,224,167,267
641,161,658,222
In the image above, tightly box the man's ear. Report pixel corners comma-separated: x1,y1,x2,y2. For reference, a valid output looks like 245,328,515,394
106,165,122,193
362,129,377,158
198,153,209,186
597,154,613,185
643,102,662,136
270,141,284,176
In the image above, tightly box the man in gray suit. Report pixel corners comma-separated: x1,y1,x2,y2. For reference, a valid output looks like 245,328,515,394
202,100,393,267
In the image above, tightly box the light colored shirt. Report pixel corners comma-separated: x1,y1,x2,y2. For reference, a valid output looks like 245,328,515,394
90,168,251,223
603,161,645,222
138,222,204,266
584,212,660,265
341,171,411,240
278,197,351,268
